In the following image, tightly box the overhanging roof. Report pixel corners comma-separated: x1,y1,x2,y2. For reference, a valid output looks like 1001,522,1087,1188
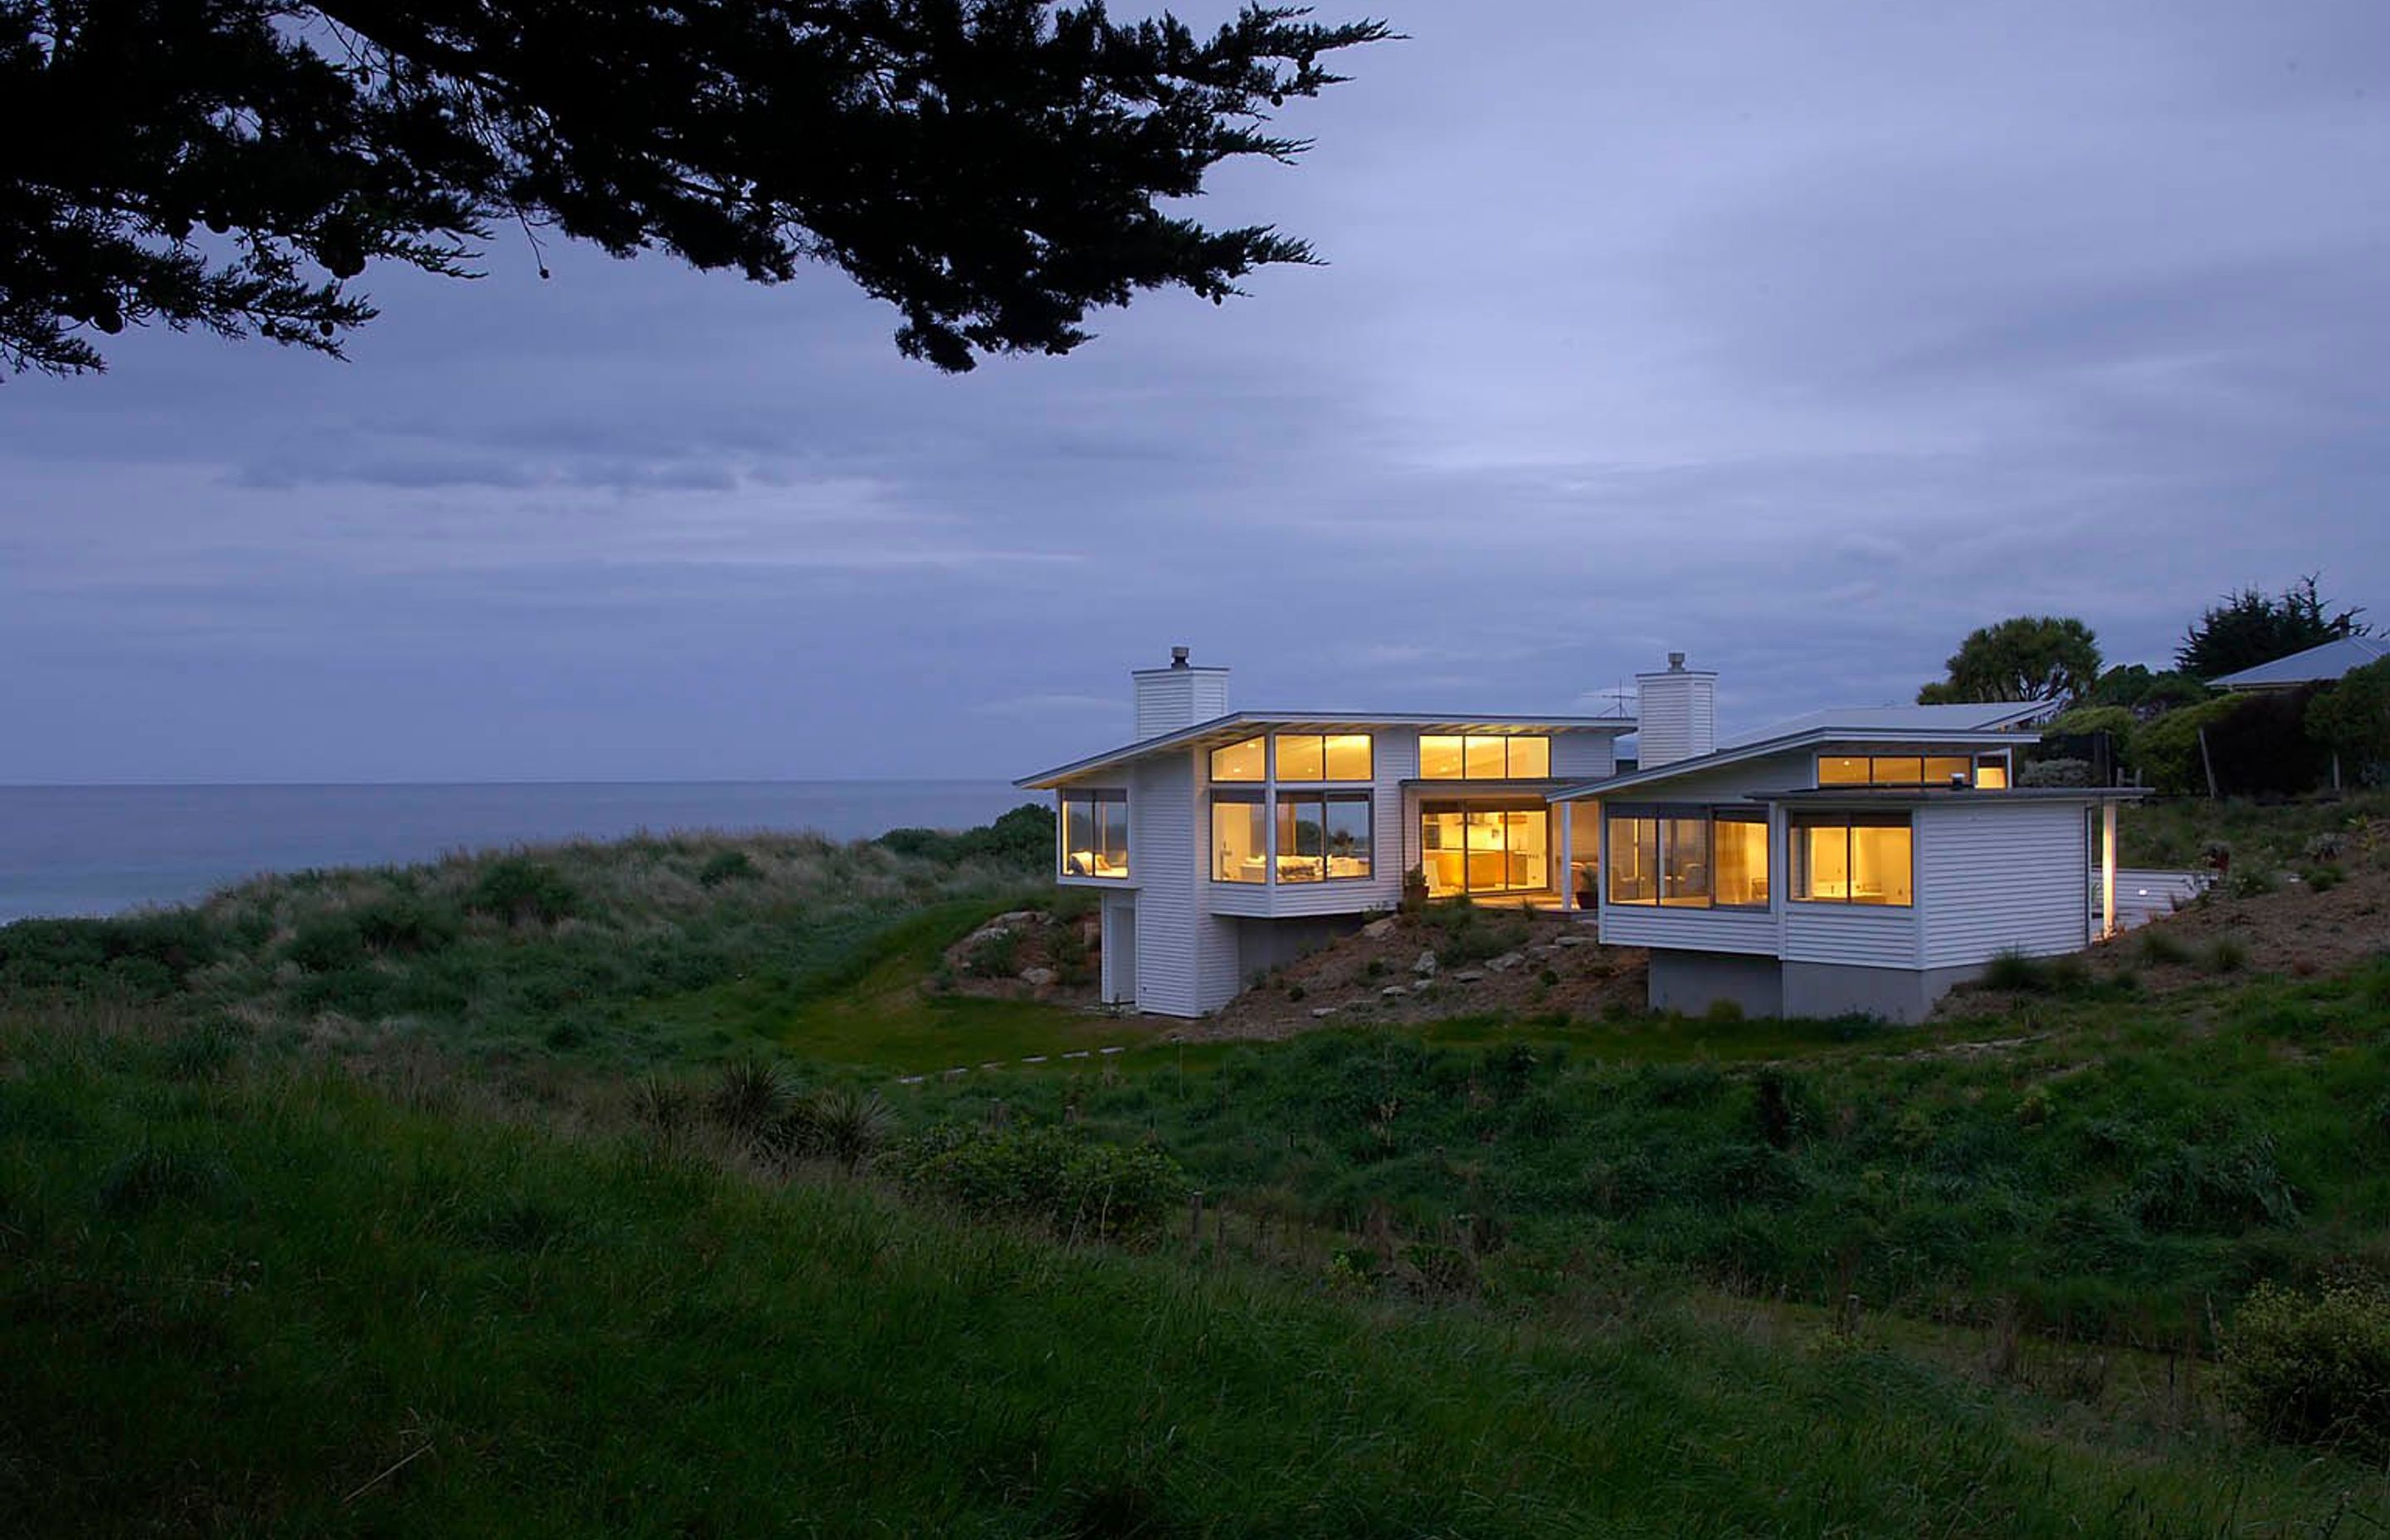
1719,701,2051,747
1017,710,1635,790
2212,636,2388,690
1550,721,2035,802
1745,786,2149,806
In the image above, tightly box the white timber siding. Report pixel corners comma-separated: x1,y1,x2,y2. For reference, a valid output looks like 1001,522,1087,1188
1132,667,1231,739
1128,754,1203,1015
1249,727,1414,919
1550,731,1620,780
1633,670,1716,768
1600,903,1779,956
1918,801,2091,967
1099,890,1136,1004
1783,904,1919,968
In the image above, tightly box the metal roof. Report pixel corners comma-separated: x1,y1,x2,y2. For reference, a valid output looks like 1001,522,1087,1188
1745,786,2149,805
1718,701,2050,746
1549,720,2036,802
1017,710,1635,790
2212,636,2388,690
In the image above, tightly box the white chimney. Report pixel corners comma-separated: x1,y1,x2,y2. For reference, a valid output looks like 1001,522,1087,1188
1132,646,1231,738
1635,651,1716,769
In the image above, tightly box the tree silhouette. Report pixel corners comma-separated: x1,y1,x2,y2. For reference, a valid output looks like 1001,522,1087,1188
1916,616,2101,704
1,1,1388,377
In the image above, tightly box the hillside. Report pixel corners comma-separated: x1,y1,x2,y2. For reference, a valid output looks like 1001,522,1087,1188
2,1007,2378,1538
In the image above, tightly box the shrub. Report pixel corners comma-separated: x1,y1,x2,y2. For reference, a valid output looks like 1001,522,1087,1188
284,915,368,973
2227,867,2277,899
466,857,582,927
1981,949,2092,995
629,1074,692,1136
793,1087,894,1174
708,1056,793,1141
1752,1067,1812,1150
891,1123,1188,1241
2125,1135,2299,1234
965,928,1022,979
2017,757,2093,789
2304,865,2344,894
2203,936,2250,973
354,894,461,956
2136,928,2191,967
2225,1277,2390,1458
697,849,759,889
97,1145,227,1216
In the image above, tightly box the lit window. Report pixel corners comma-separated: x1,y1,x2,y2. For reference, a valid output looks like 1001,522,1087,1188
1714,816,1769,906
1423,802,1546,895
1819,756,1870,785
1275,796,1325,882
1212,794,1266,883
1324,796,1373,880
1792,814,1912,905
1607,816,1658,904
1871,756,1924,787
1421,734,1552,780
1059,789,1129,880
1923,756,1972,786
1271,732,1373,782
1975,755,2010,790
1661,816,1710,908
1211,736,1265,782
1420,735,1466,779
1817,753,1993,788
1324,733,1373,781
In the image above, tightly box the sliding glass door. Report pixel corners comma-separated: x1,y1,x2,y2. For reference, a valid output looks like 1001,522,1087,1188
1420,802,1550,898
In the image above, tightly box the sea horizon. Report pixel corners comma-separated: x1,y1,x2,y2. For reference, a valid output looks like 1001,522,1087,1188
0,779,1034,924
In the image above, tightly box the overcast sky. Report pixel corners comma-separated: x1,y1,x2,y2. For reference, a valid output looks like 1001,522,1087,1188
3,1,2384,783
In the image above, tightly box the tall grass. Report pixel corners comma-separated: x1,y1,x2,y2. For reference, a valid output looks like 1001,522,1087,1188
1,1008,2376,1537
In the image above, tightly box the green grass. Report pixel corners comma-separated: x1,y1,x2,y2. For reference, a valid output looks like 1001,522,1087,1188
2121,788,2390,870
2,1011,2378,1538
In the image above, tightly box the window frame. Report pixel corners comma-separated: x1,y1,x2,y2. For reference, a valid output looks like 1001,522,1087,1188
1057,787,1130,880
1788,810,1914,908
1418,733,1554,782
1812,751,1999,789
1209,735,1266,783
1603,802,1771,910
1271,731,1373,783
1208,787,1267,885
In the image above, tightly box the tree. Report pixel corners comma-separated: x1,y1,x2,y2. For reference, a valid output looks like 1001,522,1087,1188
2308,658,2390,787
2177,576,2369,680
1916,616,2101,705
1,1,1389,377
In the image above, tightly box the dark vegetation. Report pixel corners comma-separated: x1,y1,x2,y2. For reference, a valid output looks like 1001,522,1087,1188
3,1,1388,377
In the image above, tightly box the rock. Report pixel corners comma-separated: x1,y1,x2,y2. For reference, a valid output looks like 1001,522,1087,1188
1310,1005,1339,1018
1380,984,1411,999
1485,952,1524,973
1411,978,1436,993
1362,916,1399,939
1018,967,1057,987
1413,949,1440,976
993,909,1045,927
1554,933,1590,948
1453,969,1486,985
1526,943,1559,959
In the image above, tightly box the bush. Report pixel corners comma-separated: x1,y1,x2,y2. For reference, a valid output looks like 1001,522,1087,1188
965,928,1022,979
708,1056,793,1141
466,857,581,927
2136,928,2191,967
892,1123,1188,1241
2203,936,2250,973
2124,1135,2299,1234
354,894,462,955
2017,757,2094,789
697,850,759,889
2226,1277,2390,1458
2133,697,2244,796
284,915,368,973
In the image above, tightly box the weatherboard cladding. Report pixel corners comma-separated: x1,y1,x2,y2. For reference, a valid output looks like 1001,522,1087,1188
1132,667,1232,740
1782,904,1919,970
1598,903,1779,957
1919,801,2090,967
1238,728,1417,919
1129,754,1201,1016
1549,731,1617,780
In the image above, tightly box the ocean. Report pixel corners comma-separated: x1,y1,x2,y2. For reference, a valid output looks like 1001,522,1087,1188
0,781,1032,924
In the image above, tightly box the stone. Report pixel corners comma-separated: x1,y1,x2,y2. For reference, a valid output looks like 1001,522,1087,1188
1413,949,1440,976
1380,984,1411,999
1554,933,1590,948
1410,978,1435,994
1485,952,1524,973
1526,943,1559,959
1310,1005,1339,1018
1019,967,1058,987
1362,916,1399,939
993,909,1045,927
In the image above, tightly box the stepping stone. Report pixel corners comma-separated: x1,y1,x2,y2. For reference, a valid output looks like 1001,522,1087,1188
1100,1045,1124,1055
1309,1005,1339,1017
1453,970,1486,985
896,1075,925,1085
1381,984,1410,998
1022,1055,1048,1064
1554,933,1590,948
980,1062,1004,1070
1063,1050,1091,1060
944,1068,968,1079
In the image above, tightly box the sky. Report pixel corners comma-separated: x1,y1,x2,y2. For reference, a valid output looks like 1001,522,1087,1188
3,0,2385,784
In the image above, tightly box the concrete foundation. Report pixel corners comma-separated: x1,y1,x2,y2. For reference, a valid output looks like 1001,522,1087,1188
1649,951,1990,1025
1233,914,1367,985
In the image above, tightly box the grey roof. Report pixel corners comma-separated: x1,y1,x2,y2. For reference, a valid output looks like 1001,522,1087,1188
1718,700,2050,747
1747,786,2149,805
1552,714,2037,802
2212,636,2388,690
1017,710,1635,789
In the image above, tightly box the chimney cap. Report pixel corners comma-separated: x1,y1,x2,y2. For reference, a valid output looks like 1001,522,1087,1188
1667,651,1686,671
1169,646,1191,669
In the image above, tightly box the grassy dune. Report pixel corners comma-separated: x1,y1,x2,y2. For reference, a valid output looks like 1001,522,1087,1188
2,1010,2378,1538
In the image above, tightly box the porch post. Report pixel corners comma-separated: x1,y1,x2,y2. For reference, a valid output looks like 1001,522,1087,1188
1556,801,1573,911
2100,800,2118,941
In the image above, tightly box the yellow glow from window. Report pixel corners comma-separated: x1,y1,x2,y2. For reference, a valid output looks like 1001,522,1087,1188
1275,733,1325,781
1870,756,1924,786
1714,819,1769,906
1463,736,1508,779
1607,816,1657,904
1060,793,1128,879
1794,817,1911,905
1819,756,1869,785
1212,799,1266,882
1851,825,1913,904
1976,758,2010,789
1507,736,1551,777
1324,733,1373,781
1420,736,1466,779
1210,736,1264,782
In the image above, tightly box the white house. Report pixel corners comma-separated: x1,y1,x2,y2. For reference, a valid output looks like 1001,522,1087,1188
1020,649,2140,1023
1016,648,1635,1016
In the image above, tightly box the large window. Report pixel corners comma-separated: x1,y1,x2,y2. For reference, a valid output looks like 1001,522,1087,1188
1211,736,1265,782
1212,792,1266,883
1975,753,2011,789
1060,789,1129,879
1272,792,1374,883
1420,734,1552,780
1818,753,1981,787
1792,813,1913,905
1274,733,1373,782
1421,802,1548,896
1607,807,1769,909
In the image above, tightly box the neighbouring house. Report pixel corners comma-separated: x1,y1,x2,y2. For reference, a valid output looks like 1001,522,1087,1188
2210,635,2388,693
1019,649,2142,1023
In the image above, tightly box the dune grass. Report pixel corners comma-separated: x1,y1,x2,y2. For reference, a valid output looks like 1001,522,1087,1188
2,1009,2378,1538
